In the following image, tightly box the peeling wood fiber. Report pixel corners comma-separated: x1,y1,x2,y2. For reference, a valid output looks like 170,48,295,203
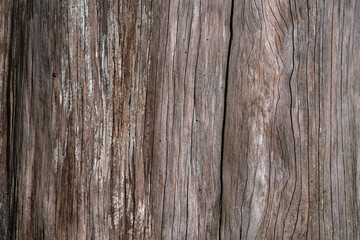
0,0,359,240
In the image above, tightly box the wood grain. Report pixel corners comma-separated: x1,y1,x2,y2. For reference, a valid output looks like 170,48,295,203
221,0,360,239
0,0,359,239
0,1,12,238
1,0,230,239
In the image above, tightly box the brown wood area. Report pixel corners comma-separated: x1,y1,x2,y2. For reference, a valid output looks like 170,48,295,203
0,0,359,239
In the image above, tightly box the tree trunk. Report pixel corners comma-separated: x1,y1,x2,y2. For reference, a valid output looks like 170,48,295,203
0,0,359,239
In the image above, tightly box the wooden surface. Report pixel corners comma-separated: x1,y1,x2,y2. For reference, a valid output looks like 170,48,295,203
222,0,360,239
0,0,359,239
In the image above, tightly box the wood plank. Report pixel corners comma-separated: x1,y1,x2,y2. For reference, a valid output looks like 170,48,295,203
1,0,230,239
221,0,360,239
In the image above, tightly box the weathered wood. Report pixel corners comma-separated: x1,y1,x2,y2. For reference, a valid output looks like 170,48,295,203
222,0,360,239
1,0,360,239
0,1,12,238
148,1,230,239
1,0,230,239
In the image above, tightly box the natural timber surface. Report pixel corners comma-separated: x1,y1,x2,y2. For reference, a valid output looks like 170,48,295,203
0,0,359,239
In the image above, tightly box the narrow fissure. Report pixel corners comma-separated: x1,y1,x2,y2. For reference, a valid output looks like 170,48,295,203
219,0,234,239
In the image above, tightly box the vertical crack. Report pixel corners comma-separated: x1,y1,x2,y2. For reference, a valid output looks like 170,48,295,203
219,0,234,239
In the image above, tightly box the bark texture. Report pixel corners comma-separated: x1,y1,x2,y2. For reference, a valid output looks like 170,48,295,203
0,0,359,239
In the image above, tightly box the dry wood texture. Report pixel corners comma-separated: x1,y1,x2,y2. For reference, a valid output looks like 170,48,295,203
0,0,359,239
